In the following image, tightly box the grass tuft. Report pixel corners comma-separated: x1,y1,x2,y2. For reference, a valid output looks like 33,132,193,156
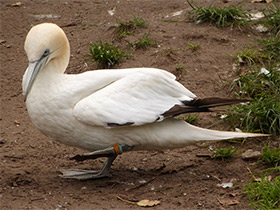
187,43,201,51
262,4,280,36
89,41,128,68
235,48,267,66
261,145,280,167
187,0,249,27
259,37,280,61
225,96,280,135
179,114,198,124
212,145,237,160
231,68,280,98
245,176,280,210
226,68,280,135
116,17,146,37
127,33,157,50
235,37,280,66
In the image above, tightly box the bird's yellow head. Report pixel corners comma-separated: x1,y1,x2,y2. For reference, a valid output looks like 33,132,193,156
23,23,70,101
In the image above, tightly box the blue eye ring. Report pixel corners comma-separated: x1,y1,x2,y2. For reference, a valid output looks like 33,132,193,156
43,49,50,57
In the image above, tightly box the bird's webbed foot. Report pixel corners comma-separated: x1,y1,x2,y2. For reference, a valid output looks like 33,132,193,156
60,144,132,180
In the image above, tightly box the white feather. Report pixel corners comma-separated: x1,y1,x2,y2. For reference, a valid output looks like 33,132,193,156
73,68,195,127
23,23,268,152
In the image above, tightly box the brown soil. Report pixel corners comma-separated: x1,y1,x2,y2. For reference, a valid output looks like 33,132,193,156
0,0,279,209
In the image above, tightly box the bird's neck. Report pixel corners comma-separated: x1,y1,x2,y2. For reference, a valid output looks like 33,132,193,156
48,55,69,74
46,40,70,74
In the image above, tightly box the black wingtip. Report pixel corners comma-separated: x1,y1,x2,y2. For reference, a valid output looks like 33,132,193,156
183,97,251,108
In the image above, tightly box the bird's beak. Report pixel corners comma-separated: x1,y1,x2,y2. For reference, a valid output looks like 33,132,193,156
24,56,48,102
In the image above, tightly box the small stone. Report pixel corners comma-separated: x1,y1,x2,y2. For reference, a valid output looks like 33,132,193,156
242,149,261,160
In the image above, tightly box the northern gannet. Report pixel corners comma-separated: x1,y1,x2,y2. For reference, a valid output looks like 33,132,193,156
23,23,267,180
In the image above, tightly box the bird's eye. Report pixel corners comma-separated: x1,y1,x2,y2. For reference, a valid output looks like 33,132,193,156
43,49,50,57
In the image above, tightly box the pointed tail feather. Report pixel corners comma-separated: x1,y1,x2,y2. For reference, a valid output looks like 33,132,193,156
142,119,269,150
184,122,269,142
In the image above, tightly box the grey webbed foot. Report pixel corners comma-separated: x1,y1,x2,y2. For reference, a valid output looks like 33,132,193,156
60,144,132,180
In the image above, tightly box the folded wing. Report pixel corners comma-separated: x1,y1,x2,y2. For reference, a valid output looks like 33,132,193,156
73,69,196,128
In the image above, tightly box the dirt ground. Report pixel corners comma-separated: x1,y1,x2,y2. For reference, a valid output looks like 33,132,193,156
0,0,279,209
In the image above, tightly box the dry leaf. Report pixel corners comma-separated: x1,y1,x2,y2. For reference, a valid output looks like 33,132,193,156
137,199,160,207
117,196,160,207
218,198,239,206
11,2,22,7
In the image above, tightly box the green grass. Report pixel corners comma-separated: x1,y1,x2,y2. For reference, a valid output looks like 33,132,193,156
226,67,280,135
259,37,280,61
89,41,128,68
127,33,157,50
262,4,280,36
261,145,280,167
175,65,184,72
235,48,266,66
225,96,280,135
116,17,146,37
244,176,280,210
212,145,237,160
187,43,201,51
179,114,198,124
187,0,249,27
228,36,280,136
235,37,280,66
231,68,280,98
162,19,180,23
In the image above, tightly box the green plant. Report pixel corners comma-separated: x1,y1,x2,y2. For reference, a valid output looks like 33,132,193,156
259,37,280,61
187,0,249,27
245,176,280,210
226,67,280,135
231,69,280,98
261,145,280,167
235,48,267,66
212,145,237,160
226,96,280,135
262,4,280,36
175,65,184,72
127,33,157,50
89,41,128,68
116,17,146,37
179,114,198,124
187,43,201,51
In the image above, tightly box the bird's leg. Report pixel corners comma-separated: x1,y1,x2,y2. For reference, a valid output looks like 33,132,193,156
70,144,132,161
60,144,133,180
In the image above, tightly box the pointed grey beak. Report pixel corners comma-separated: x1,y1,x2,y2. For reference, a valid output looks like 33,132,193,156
23,55,49,102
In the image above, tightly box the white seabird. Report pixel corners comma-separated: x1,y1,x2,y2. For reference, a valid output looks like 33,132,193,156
23,23,267,180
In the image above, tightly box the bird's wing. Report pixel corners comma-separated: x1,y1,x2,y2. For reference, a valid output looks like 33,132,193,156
73,68,196,128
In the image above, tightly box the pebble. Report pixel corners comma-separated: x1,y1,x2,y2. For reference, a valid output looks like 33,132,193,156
241,149,261,160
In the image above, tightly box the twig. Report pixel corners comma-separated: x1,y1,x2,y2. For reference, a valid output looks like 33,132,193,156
116,196,137,205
